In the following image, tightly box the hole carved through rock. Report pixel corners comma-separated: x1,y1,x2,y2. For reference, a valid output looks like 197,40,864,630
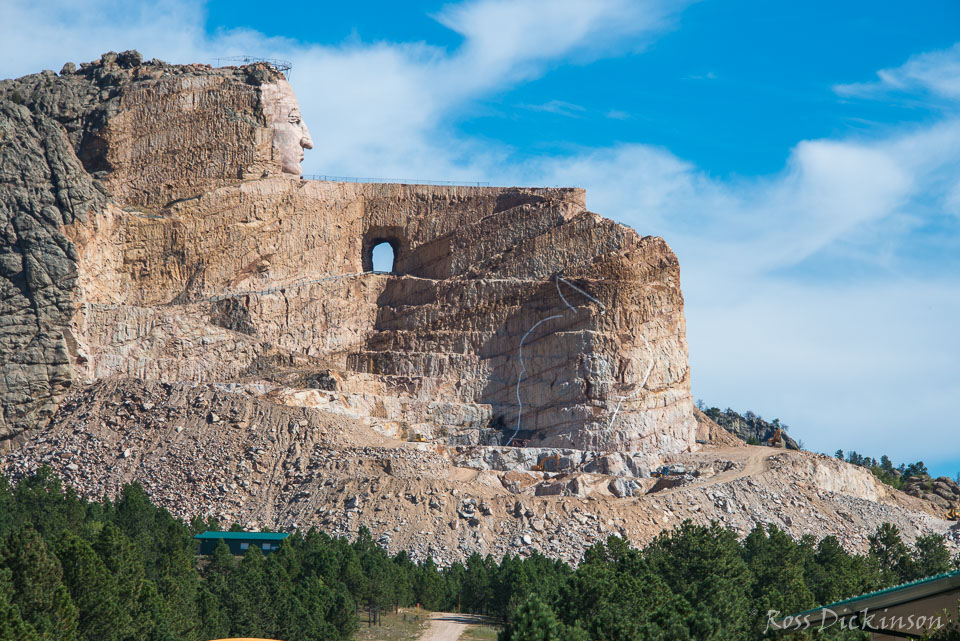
363,238,399,273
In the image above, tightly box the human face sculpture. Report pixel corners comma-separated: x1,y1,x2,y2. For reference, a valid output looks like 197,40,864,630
261,79,314,176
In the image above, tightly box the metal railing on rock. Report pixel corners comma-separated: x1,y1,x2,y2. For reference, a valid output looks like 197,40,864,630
215,56,292,74
302,174,490,187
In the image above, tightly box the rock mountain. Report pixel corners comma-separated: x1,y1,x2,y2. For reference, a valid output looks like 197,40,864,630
0,53,955,563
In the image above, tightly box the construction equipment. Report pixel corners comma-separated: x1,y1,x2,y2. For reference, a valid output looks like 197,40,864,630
652,464,688,478
532,454,561,473
947,506,960,521
409,433,426,443
768,428,782,447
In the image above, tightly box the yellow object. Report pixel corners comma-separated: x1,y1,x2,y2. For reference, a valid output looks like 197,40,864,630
533,454,561,473
947,507,960,521
410,434,426,442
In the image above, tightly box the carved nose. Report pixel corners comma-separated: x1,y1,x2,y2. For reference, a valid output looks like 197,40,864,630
300,124,314,150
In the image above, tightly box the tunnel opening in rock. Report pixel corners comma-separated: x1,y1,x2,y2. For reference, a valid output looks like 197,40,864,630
364,238,399,273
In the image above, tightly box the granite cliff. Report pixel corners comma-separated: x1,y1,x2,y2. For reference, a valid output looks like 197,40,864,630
0,51,695,467
1,53,955,563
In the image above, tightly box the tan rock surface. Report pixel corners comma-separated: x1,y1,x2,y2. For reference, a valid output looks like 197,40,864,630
2,50,691,462
2,54,955,564
62,172,694,460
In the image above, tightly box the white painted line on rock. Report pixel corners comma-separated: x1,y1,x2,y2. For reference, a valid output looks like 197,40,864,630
508,314,564,447
507,274,614,446
607,334,655,431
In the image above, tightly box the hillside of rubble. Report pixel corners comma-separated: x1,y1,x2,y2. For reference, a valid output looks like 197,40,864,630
2,379,955,565
0,52,957,565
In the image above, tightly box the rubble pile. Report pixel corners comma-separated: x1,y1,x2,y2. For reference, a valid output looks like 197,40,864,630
3,380,955,565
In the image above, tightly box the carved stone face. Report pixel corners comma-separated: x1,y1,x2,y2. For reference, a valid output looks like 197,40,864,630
261,79,313,176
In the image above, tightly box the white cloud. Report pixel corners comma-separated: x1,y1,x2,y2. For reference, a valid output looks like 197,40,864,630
520,100,586,117
288,0,690,177
0,1,208,77
522,130,924,278
1,0,688,179
435,0,680,85
835,42,960,100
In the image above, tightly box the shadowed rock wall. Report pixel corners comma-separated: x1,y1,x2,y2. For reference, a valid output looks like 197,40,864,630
0,53,286,442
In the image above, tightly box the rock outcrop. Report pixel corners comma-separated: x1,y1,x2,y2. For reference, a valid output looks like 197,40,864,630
2,54,957,564
705,407,800,449
0,92,105,439
902,476,960,512
0,52,696,466
0,52,294,441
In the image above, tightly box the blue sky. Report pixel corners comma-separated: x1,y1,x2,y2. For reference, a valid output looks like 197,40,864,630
2,0,958,478
203,0,960,176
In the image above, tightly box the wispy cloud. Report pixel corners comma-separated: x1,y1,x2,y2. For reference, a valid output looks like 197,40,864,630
835,42,960,100
520,100,586,117
684,71,718,80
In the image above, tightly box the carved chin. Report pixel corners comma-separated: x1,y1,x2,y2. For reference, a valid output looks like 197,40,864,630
274,129,304,175
281,159,302,175
279,148,302,175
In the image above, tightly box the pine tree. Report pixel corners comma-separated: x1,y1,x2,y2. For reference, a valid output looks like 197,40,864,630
0,568,40,641
282,576,341,641
742,524,814,638
93,522,145,640
148,516,200,640
804,535,878,606
11,468,86,541
913,534,952,579
462,553,493,614
644,521,752,640
869,523,917,586
413,558,445,611
57,533,128,641
137,580,177,641
1,525,78,641
196,588,228,641
562,537,692,641
226,545,273,637
499,593,560,641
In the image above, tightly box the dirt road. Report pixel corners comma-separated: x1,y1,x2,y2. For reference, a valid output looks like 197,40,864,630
705,447,775,486
416,613,494,641
656,446,781,497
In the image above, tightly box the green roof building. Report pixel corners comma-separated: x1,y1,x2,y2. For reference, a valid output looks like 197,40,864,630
194,531,290,556
770,568,960,639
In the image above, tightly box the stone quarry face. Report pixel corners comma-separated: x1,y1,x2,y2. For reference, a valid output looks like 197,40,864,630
4,54,956,565
0,52,696,468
